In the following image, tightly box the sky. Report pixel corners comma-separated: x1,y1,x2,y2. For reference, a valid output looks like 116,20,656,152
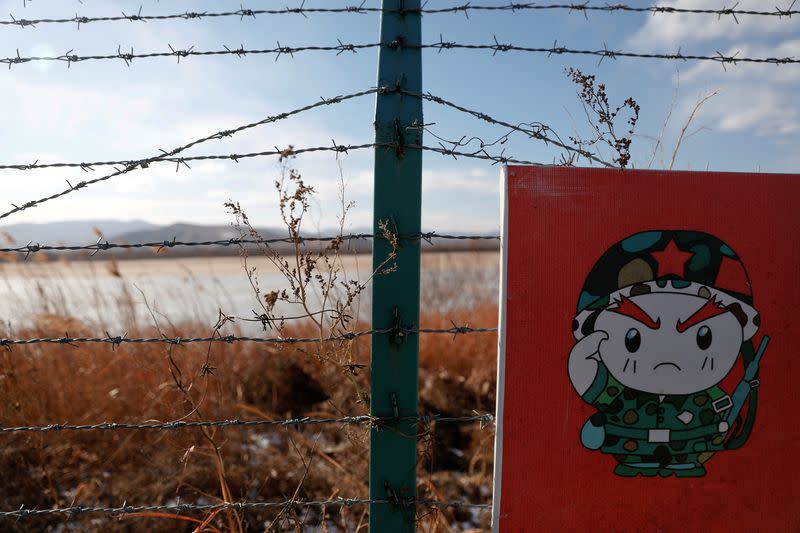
0,0,798,237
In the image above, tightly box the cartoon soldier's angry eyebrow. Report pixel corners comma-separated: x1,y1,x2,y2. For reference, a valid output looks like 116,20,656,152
608,295,661,329
676,297,730,333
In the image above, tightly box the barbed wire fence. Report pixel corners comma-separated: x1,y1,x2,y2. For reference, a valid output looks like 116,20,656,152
1,1,797,531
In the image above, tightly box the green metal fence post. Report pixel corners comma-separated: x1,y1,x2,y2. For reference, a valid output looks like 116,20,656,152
370,0,422,531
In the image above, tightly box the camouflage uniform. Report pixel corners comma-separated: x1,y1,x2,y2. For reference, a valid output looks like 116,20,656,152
582,361,732,476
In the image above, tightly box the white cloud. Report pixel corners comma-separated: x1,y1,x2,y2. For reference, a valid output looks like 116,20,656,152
422,209,500,233
0,77,157,149
628,0,797,47
680,40,800,84
0,60,373,225
717,91,799,135
1,0,490,231
673,41,800,137
626,2,800,142
422,167,498,193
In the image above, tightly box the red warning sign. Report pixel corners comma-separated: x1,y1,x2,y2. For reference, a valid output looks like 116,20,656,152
494,166,800,532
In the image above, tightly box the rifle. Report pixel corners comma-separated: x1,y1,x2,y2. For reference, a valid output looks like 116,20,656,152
725,335,769,449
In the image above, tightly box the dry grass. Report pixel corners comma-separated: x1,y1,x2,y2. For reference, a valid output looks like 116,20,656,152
0,252,498,532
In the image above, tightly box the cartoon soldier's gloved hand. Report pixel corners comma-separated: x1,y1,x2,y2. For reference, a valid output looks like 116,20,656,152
568,330,608,396
567,230,765,478
581,412,607,450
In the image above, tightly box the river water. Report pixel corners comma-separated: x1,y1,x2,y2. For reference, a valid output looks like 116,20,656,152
0,252,499,336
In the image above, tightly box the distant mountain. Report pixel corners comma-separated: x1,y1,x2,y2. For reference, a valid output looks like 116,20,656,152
111,223,380,256
0,220,157,245
0,220,497,257
112,223,286,244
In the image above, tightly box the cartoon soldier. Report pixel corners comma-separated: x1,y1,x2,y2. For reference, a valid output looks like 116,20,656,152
568,230,769,477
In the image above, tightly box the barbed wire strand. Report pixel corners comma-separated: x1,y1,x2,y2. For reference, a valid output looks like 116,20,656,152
414,143,543,166
0,42,380,68
0,232,500,256
1,2,797,28
0,498,491,519
415,39,799,66
1,87,609,172
0,142,559,179
0,141,542,176
403,89,613,167
0,86,388,222
416,1,800,18
0,143,376,171
0,136,555,223
2,40,797,69
0,325,497,349
0,414,495,434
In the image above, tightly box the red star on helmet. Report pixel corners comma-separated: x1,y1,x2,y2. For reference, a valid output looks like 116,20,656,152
651,239,693,279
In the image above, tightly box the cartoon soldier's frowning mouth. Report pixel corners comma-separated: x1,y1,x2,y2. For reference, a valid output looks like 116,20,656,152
568,230,769,477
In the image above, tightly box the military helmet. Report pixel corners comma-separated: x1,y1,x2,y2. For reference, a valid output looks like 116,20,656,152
573,230,759,341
